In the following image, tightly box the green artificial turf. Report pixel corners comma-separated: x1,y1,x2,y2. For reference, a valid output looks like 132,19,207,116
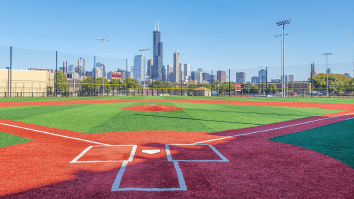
0,102,341,134
0,95,354,104
0,131,32,148
269,118,354,168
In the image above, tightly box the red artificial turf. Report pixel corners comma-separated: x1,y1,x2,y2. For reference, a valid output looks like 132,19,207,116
0,99,354,198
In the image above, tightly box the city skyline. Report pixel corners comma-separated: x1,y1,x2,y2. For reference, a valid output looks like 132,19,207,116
0,1,353,83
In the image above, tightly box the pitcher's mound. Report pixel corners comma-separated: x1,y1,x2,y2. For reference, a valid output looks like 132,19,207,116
121,104,184,111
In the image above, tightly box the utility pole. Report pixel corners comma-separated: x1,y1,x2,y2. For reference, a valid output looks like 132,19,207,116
56,51,58,97
10,46,12,98
229,69,231,97
266,66,268,97
97,38,108,96
276,19,291,97
322,53,332,97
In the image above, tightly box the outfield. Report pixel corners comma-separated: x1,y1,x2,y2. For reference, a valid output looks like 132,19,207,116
0,96,353,198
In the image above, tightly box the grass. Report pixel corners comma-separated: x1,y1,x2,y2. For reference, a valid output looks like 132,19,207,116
0,131,32,148
0,102,341,133
0,95,354,104
269,118,354,168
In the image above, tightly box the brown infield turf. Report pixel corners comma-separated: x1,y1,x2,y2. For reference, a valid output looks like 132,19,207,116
0,99,354,198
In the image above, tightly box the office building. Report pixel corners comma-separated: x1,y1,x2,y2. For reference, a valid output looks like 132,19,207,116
194,71,202,83
147,58,153,78
236,72,246,84
344,73,351,78
258,69,266,83
326,68,331,73
190,71,196,81
288,75,295,82
251,76,259,83
197,68,203,73
133,55,145,83
152,21,163,80
184,63,191,81
167,64,173,81
217,70,226,83
202,72,210,83
161,65,166,81
173,51,181,83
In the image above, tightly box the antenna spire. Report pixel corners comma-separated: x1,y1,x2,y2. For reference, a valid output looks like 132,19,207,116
154,22,156,31
158,20,159,31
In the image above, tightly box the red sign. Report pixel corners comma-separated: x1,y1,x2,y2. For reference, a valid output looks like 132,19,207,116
112,71,122,79
235,83,242,91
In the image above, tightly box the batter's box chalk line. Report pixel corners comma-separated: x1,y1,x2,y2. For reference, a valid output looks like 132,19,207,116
70,145,137,163
111,144,228,191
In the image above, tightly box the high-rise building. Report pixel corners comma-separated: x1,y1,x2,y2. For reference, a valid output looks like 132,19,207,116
173,51,181,83
197,68,203,73
152,21,163,80
288,75,295,82
133,55,145,83
326,68,331,73
251,76,259,83
217,70,226,83
161,65,166,81
202,72,210,83
68,65,74,73
236,72,246,84
167,65,173,81
194,71,203,83
147,58,153,78
184,63,191,81
258,69,266,83
190,71,196,81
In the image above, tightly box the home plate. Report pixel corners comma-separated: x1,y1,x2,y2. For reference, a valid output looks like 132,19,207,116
141,149,161,154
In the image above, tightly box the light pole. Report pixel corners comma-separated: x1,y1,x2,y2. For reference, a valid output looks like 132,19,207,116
97,37,108,96
275,34,288,97
276,19,291,97
139,49,150,88
322,53,332,97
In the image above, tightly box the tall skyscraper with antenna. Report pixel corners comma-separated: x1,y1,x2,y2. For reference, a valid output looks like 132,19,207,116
152,21,163,80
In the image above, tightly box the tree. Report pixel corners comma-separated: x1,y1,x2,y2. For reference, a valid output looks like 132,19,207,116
123,78,141,89
54,71,69,92
80,77,96,92
95,78,111,93
271,83,278,94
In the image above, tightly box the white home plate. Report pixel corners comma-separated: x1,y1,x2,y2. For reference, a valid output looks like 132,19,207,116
141,149,161,154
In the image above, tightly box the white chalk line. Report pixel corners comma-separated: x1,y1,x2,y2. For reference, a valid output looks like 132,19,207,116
0,122,111,146
191,113,354,145
70,145,137,164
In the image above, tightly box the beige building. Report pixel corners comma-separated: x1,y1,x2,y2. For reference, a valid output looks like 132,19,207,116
0,69,54,97
193,87,211,96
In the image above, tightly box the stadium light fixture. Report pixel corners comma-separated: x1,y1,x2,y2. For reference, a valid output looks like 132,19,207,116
276,19,291,97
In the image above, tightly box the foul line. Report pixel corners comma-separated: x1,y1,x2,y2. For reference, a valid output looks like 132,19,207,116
0,122,111,146
191,113,354,145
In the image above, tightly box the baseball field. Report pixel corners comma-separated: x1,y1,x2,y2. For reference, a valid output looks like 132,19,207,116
0,96,353,198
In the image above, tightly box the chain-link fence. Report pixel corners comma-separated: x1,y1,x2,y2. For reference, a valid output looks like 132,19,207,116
1,46,353,98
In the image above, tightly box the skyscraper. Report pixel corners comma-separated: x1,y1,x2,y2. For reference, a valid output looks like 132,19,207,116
147,58,153,78
152,21,163,80
133,55,145,83
184,63,191,81
258,69,266,83
173,51,181,83
167,64,174,81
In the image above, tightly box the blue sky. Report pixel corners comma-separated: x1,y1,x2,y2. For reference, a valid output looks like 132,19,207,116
0,0,353,81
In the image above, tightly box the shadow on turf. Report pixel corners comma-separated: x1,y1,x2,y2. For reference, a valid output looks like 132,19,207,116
131,113,265,126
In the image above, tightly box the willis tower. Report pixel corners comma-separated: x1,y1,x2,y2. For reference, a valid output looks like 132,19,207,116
152,21,163,80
